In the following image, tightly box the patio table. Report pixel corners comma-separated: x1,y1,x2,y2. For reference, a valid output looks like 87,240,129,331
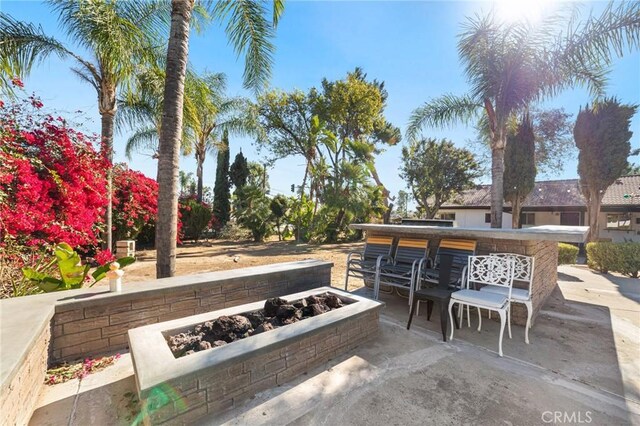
349,224,589,326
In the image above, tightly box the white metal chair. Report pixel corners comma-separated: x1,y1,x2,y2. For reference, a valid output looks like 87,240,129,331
448,255,515,357
481,253,535,344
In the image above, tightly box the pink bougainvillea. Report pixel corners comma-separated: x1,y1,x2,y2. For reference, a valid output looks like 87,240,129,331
0,94,109,247
112,164,159,241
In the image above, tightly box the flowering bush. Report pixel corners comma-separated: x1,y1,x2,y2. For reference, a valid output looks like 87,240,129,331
112,164,159,242
0,91,109,248
179,196,214,241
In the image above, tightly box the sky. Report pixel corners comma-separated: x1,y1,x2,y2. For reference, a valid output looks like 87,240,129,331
2,0,639,200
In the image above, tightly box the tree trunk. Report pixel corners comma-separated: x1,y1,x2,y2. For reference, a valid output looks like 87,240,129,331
511,198,521,229
587,189,602,242
196,150,204,203
101,111,115,251
156,0,193,278
490,142,505,228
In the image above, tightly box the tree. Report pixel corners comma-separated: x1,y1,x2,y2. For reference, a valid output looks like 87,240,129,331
155,0,283,278
253,90,321,198
407,3,640,228
575,99,636,241
503,114,536,229
270,195,289,241
624,148,640,175
400,139,481,219
178,171,196,197
185,72,253,202
229,151,250,189
0,3,163,250
213,130,231,228
396,190,409,218
234,184,272,242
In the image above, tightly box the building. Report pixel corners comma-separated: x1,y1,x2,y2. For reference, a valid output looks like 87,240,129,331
437,175,640,242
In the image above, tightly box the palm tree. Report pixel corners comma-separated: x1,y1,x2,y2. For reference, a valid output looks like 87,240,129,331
185,72,254,203
407,2,640,228
0,2,164,249
156,0,283,278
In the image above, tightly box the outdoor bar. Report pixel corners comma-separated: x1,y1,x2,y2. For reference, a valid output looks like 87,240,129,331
349,224,589,326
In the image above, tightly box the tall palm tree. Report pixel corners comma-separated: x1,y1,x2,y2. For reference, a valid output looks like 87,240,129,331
407,2,640,228
186,72,255,202
0,2,164,249
156,0,283,278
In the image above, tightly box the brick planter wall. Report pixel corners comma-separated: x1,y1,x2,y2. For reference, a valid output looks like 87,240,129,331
0,325,50,426
51,262,332,363
140,308,380,425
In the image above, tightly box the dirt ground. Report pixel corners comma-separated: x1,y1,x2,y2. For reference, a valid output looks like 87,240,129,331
121,238,364,289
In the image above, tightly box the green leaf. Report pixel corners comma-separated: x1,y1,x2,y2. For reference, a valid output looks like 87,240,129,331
91,257,136,283
54,244,86,288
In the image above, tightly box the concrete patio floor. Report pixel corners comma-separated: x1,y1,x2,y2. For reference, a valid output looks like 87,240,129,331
30,265,639,425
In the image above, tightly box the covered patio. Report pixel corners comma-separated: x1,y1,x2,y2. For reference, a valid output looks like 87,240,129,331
30,265,639,425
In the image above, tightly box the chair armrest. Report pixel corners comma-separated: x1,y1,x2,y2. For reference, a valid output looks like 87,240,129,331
460,265,468,289
375,254,394,271
346,251,363,264
415,257,430,290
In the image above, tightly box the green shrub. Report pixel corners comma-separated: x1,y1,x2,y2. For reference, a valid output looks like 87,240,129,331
179,198,213,241
558,243,579,265
586,241,640,278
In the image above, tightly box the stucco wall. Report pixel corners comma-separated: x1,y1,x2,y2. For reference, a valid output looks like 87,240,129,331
438,209,513,229
597,211,640,242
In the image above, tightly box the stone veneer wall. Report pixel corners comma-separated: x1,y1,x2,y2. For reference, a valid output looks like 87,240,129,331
142,309,380,425
51,263,332,363
0,325,50,426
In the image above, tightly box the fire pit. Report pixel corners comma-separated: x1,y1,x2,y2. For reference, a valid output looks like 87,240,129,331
128,287,382,424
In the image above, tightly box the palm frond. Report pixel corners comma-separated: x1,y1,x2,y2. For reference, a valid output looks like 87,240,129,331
125,127,159,159
212,0,277,91
0,13,70,91
406,94,482,140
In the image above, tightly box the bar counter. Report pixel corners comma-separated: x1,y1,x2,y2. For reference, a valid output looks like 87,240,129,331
349,224,589,326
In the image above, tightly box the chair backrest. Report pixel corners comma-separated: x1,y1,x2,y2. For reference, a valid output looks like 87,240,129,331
490,253,534,293
394,238,429,265
362,236,394,261
467,255,515,297
436,239,477,271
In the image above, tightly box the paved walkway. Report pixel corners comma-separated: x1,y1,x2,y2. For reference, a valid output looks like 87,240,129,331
30,266,640,425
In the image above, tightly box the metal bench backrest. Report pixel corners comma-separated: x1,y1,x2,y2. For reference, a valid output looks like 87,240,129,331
394,238,429,265
363,236,395,261
467,255,515,296
436,239,477,271
490,253,534,294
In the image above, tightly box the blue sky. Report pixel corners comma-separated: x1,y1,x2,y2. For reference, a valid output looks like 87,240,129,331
3,1,639,199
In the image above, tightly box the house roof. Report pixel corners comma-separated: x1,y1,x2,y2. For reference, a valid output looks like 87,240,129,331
440,175,640,209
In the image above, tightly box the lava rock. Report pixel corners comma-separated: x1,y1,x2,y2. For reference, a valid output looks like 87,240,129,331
293,299,308,309
211,315,253,342
264,297,287,317
199,340,212,350
305,295,324,306
276,304,299,320
245,311,265,328
309,303,329,316
252,321,277,335
324,294,343,309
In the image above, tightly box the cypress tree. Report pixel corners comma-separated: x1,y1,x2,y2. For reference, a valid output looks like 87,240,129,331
504,114,536,229
213,130,231,227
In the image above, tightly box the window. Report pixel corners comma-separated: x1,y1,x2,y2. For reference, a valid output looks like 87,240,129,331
606,214,631,230
520,213,535,226
484,213,491,223
439,213,456,221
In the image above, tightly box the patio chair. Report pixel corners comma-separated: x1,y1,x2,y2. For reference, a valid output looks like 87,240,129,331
407,253,461,341
481,254,535,344
344,235,395,291
448,255,515,357
372,238,430,307
421,239,477,326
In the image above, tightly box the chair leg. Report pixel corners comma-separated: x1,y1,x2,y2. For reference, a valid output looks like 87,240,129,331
477,306,482,332
426,300,434,321
407,297,418,330
344,270,349,291
498,309,506,357
488,310,491,319
373,274,380,300
452,302,460,329
458,303,464,326
448,300,456,341
507,304,512,339
466,305,470,328
524,300,533,344
439,302,448,342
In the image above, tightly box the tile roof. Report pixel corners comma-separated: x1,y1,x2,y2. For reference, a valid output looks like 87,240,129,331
441,175,640,208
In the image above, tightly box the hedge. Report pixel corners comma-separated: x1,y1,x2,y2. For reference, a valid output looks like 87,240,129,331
558,243,579,265
586,242,640,278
